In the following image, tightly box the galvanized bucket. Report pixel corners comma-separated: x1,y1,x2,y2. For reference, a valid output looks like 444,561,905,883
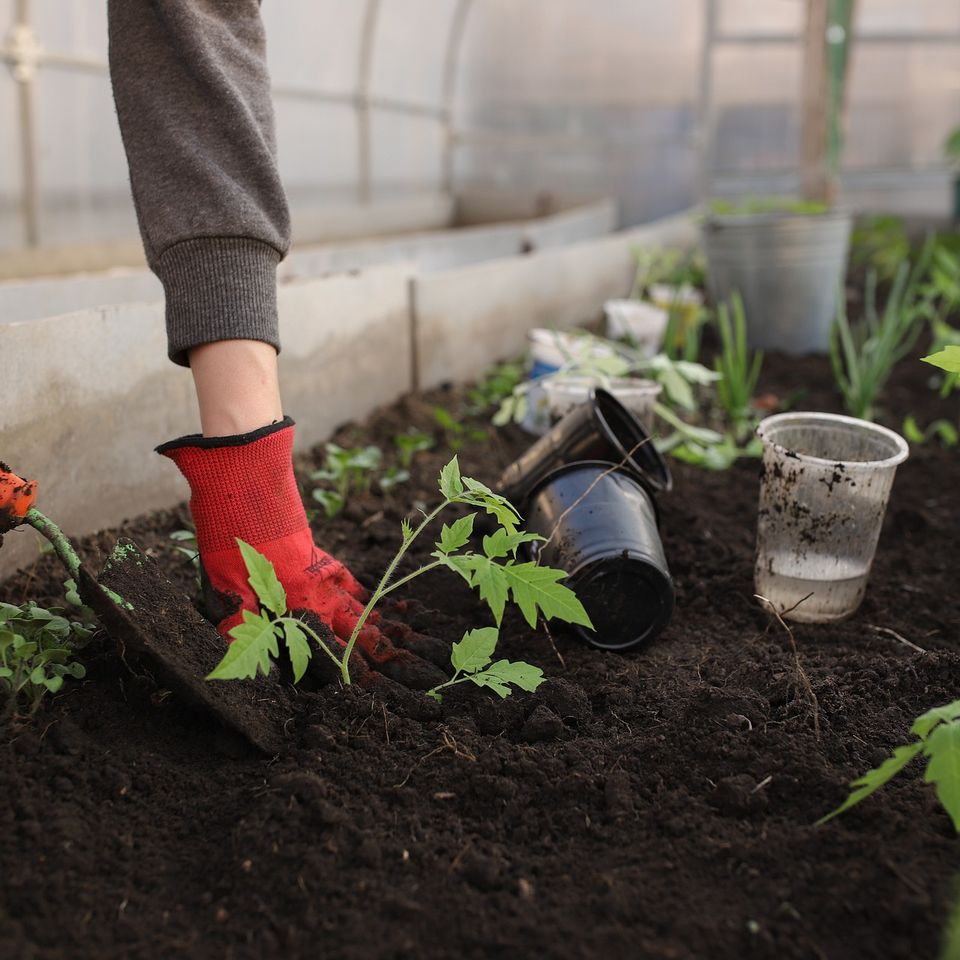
701,211,852,354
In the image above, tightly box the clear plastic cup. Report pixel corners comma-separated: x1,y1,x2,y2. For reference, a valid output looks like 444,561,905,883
604,300,668,357
542,375,661,431
754,412,909,622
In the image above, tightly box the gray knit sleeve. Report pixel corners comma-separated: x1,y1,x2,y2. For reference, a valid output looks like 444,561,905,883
108,0,290,366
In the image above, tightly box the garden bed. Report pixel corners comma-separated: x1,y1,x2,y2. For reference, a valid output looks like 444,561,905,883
1,345,958,960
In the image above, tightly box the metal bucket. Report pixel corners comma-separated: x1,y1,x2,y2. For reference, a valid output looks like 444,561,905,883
701,211,852,354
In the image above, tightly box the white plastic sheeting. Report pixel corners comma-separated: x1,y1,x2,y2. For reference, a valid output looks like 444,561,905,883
1,0,958,257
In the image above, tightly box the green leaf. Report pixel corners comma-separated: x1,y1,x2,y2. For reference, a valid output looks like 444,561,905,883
501,562,594,630
912,700,960,740
462,555,510,625
282,620,312,684
312,488,344,518
400,517,414,542
43,675,64,694
902,414,925,444
0,667,12,678
67,663,86,680
483,658,545,693
436,513,476,556
923,720,960,831
237,540,287,617
816,741,924,826
451,627,499,674
481,528,543,560
29,666,45,685
467,673,513,698
922,346,960,374
208,609,278,680
439,456,464,499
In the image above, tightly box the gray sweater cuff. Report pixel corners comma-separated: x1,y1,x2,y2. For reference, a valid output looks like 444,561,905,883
157,237,282,366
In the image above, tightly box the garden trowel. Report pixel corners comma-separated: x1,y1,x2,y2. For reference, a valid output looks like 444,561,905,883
0,464,290,752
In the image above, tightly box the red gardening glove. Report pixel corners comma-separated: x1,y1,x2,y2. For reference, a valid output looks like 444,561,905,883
157,418,443,688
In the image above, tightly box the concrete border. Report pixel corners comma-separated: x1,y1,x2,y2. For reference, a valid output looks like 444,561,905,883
0,199,617,326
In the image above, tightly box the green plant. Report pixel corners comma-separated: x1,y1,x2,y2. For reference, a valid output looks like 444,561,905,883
941,881,960,960
311,443,383,518
466,362,525,414
0,600,89,722
714,292,763,439
433,407,488,451
829,249,930,421
924,345,960,377
627,247,704,301
394,429,434,469
819,699,960,832
208,457,592,688
945,128,960,173
425,626,544,703
708,197,829,217
926,323,960,397
903,414,958,448
851,215,911,283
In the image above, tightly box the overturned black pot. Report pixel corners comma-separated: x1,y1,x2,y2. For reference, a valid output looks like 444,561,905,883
498,387,671,509
523,461,673,652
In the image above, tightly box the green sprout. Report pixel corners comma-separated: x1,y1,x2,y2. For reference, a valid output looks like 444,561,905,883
714,292,763,440
394,429,434,469
830,244,931,421
433,407,487,451
0,600,90,723
311,443,383,518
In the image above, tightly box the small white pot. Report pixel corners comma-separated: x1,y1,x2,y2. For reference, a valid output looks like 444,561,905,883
542,375,662,432
527,328,616,378
604,300,668,358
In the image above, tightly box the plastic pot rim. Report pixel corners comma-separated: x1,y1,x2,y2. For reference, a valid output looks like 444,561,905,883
542,375,662,397
591,389,672,494
756,411,909,471
702,208,853,229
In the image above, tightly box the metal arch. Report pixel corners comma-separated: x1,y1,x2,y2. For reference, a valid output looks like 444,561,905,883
440,0,474,195
4,0,40,246
355,0,381,204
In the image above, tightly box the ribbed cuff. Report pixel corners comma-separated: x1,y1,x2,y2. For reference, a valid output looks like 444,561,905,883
156,237,282,367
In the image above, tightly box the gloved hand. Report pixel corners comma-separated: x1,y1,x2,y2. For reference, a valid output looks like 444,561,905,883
0,464,38,543
157,418,444,689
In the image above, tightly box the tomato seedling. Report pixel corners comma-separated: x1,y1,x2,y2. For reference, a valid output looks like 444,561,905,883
208,456,592,689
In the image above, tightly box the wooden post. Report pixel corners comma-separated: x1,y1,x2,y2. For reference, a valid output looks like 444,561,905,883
800,0,830,203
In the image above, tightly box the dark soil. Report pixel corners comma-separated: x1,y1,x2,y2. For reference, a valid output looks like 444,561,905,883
1,346,958,960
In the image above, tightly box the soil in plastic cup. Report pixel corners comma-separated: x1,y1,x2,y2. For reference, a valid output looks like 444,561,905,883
498,387,672,508
648,284,703,350
523,462,674,651
604,300,668,358
754,412,909,623
542,376,661,432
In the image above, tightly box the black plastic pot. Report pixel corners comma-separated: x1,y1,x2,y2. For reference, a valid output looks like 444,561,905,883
523,461,673,652
498,387,671,509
